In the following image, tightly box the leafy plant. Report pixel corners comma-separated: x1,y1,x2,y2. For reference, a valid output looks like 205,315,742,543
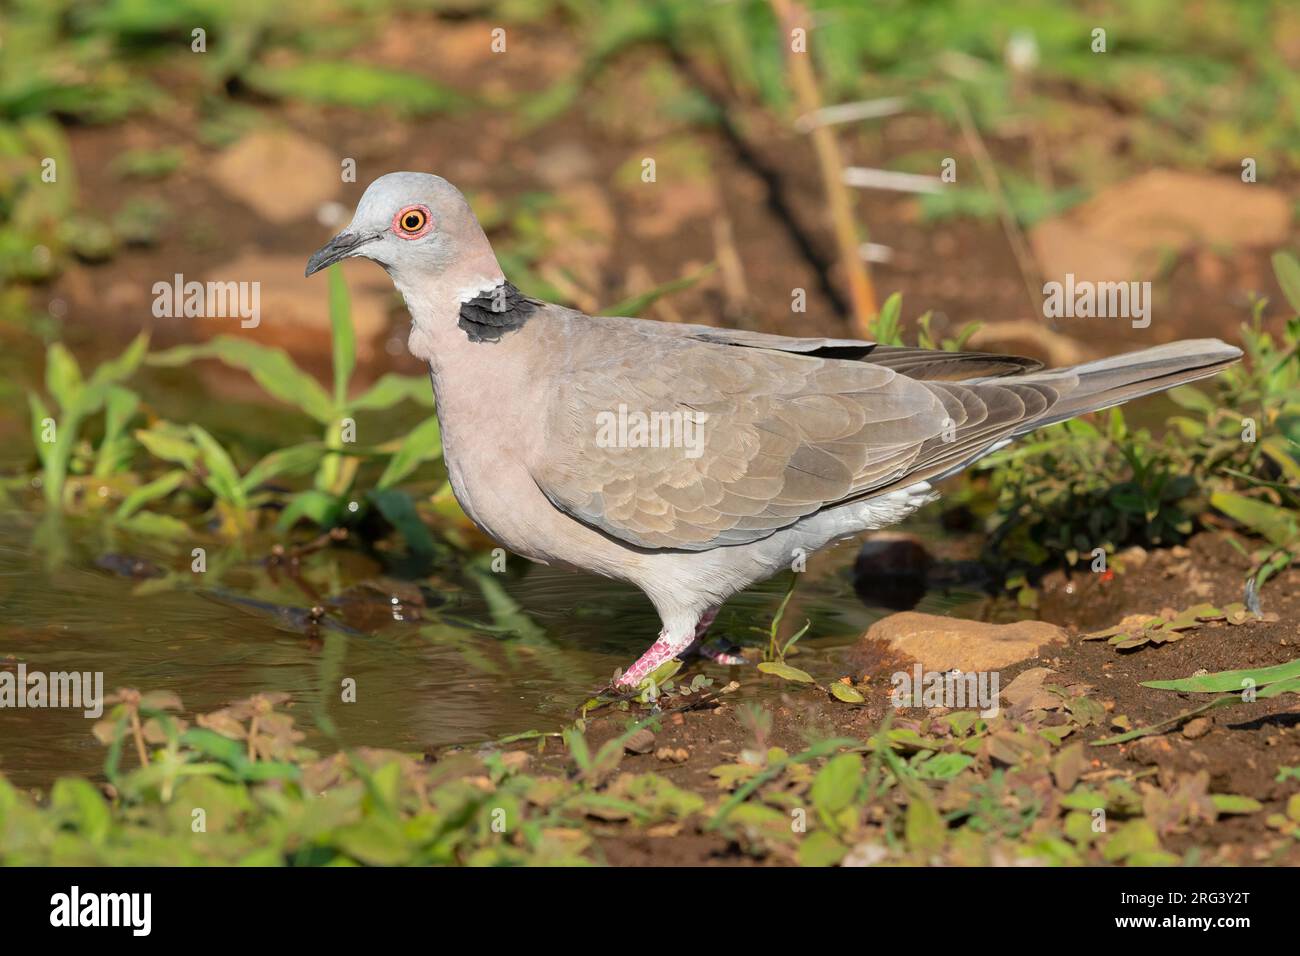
145,266,441,543
27,334,149,508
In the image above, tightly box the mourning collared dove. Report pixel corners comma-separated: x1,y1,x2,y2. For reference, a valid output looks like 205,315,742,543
307,172,1242,687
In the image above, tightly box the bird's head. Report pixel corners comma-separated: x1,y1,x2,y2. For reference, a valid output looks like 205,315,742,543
305,172,497,286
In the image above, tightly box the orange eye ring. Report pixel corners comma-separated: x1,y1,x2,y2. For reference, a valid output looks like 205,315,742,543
392,204,433,239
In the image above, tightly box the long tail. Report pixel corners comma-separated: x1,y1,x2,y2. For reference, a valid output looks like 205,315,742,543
1010,338,1243,435
906,338,1242,488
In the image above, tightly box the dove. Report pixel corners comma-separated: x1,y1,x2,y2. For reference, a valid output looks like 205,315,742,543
307,172,1241,688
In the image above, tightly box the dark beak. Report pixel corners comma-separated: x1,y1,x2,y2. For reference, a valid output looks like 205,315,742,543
305,231,378,277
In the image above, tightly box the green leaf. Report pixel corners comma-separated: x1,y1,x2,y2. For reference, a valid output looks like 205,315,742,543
869,292,904,346
245,62,465,115
810,753,862,821
1271,251,1300,315
367,488,435,556
333,818,413,865
349,374,433,411
116,469,187,521
240,442,327,494
598,263,717,317
757,661,814,683
1166,385,1215,413
327,265,355,407
88,333,149,390
93,385,140,477
1210,491,1299,547
830,682,865,704
136,422,201,469
45,343,83,410
1142,657,1300,693
27,391,52,469
376,416,442,490
149,338,336,424
798,830,848,867
180,728,248,768
1211,794,1263,815
904,794,945,853
50,777,111,845
276,489,340,530
116,511,192,538
1103,819,1159,863
189,425,245,507
916,752,974,780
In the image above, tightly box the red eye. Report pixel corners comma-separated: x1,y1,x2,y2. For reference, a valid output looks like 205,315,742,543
392,204,433,239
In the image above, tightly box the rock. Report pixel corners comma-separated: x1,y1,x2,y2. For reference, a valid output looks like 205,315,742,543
624,729,656,755
655,747,690,763
1182,717,1213,740
861,612,1068,673
196,254,394,362
1000,667,1063,713
1030,170,1290,285
853,534,933,611
209,129,340,224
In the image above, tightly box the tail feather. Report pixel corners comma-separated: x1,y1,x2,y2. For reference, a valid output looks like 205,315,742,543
1009,338,1242,434
903,338,1242,489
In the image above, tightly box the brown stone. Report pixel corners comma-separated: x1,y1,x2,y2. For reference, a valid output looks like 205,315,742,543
209,129,340,224
1030,170,1290,285
861,612,1068,673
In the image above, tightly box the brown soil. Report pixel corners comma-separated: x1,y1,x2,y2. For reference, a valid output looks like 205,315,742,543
517,534,1300,865
44,13,1299,385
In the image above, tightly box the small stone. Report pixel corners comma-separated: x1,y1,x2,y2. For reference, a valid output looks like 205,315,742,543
858,613,1067,673
624,729,655,754
1182,718,1212,740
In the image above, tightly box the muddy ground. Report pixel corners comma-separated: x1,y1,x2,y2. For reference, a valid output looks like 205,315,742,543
501,534,1300,865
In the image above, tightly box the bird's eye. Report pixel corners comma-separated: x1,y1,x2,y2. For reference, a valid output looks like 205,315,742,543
392,205,433,239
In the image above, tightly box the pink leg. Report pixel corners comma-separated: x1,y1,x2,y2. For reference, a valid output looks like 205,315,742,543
693,607,720,639
616,628,696,688
696,642,747,666
684,606,747,665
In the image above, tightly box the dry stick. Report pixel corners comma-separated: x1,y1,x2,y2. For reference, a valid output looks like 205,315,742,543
770,0,878,336
949,91,1051,328
129,707,149,768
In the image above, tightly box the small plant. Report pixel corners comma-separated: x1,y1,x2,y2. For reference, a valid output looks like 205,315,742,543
27,334,149,509
144,266,442,545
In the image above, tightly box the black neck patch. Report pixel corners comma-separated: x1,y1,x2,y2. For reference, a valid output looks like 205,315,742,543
457,282,538,343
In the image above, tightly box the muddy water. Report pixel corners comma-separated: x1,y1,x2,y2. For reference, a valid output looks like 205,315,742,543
0,503,985,790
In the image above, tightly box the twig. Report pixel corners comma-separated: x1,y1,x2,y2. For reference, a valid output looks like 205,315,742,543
770,0,878,335
842,167,945,194
796,96,907,132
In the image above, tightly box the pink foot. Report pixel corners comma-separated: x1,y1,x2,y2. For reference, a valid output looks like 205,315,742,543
616,632,689,688
696,640,747,666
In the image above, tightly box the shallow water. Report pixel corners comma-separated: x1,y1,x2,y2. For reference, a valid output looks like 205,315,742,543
0,502,985,790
